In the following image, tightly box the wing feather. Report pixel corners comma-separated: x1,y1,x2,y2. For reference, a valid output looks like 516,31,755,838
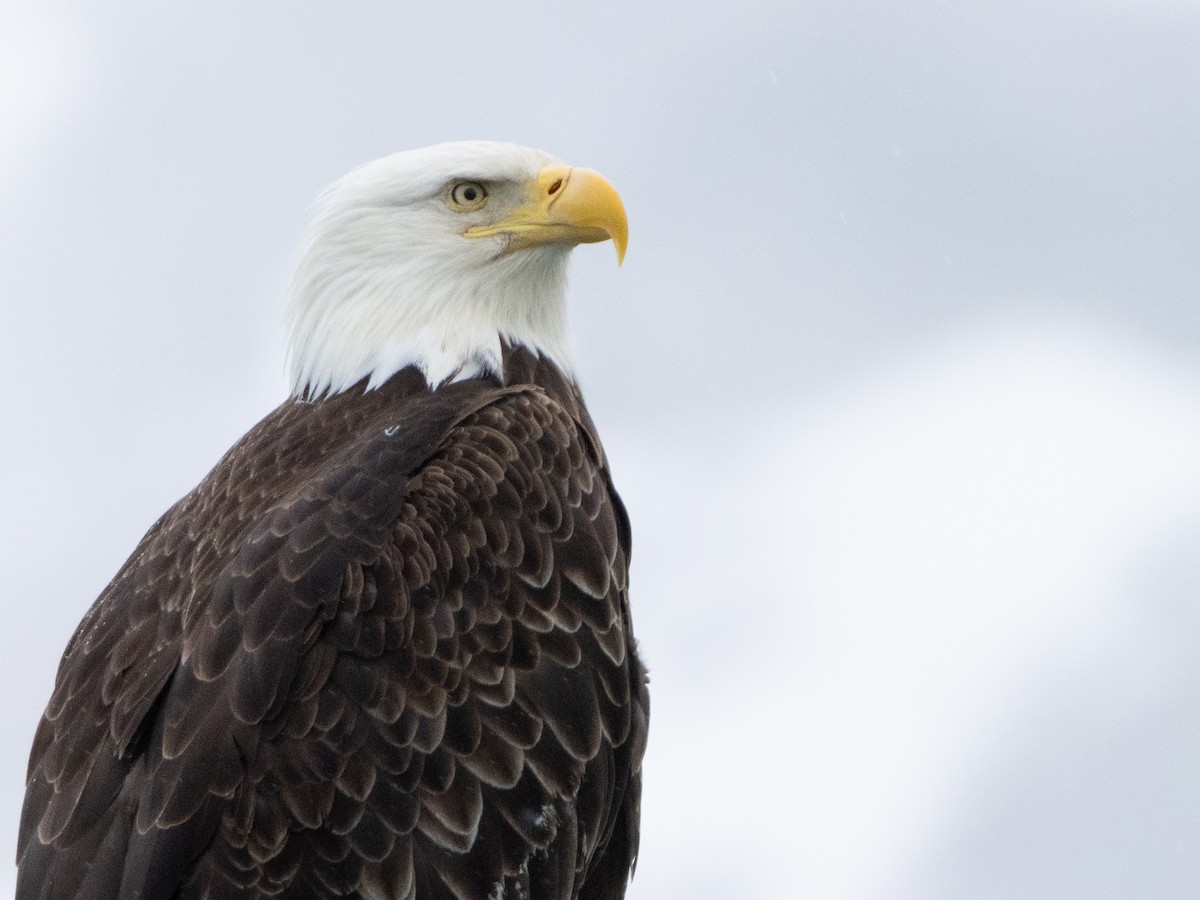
18,372,647,900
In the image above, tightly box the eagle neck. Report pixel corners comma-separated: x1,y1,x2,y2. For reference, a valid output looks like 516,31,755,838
285,242,577,400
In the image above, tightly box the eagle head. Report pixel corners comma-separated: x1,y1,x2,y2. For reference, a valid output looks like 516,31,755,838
285,141,627,398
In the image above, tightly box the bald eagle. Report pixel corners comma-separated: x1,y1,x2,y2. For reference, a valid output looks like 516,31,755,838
16,142,648,900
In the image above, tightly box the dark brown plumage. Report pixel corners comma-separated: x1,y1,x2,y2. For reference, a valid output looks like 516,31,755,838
17,347,648,899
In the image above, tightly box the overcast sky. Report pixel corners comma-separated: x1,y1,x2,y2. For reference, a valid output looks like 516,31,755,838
3,1,1200,897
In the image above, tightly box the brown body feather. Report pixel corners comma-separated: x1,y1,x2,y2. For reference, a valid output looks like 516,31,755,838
17,347,648,900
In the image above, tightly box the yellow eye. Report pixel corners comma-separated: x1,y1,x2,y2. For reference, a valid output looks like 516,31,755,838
448,181,488,211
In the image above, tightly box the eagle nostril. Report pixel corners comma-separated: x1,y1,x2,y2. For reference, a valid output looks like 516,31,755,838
547,178,563,196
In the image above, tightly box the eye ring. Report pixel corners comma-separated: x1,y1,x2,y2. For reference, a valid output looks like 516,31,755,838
448,181,488,211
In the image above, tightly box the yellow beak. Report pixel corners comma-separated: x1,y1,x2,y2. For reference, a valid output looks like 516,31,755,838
465,165,628,264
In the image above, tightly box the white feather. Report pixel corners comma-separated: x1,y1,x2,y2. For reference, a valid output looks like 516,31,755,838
285,141,577,398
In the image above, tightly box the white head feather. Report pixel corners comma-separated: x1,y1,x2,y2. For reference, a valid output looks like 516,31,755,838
285,141,577,398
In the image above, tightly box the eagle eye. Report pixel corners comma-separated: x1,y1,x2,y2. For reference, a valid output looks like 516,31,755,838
448,181,488,211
